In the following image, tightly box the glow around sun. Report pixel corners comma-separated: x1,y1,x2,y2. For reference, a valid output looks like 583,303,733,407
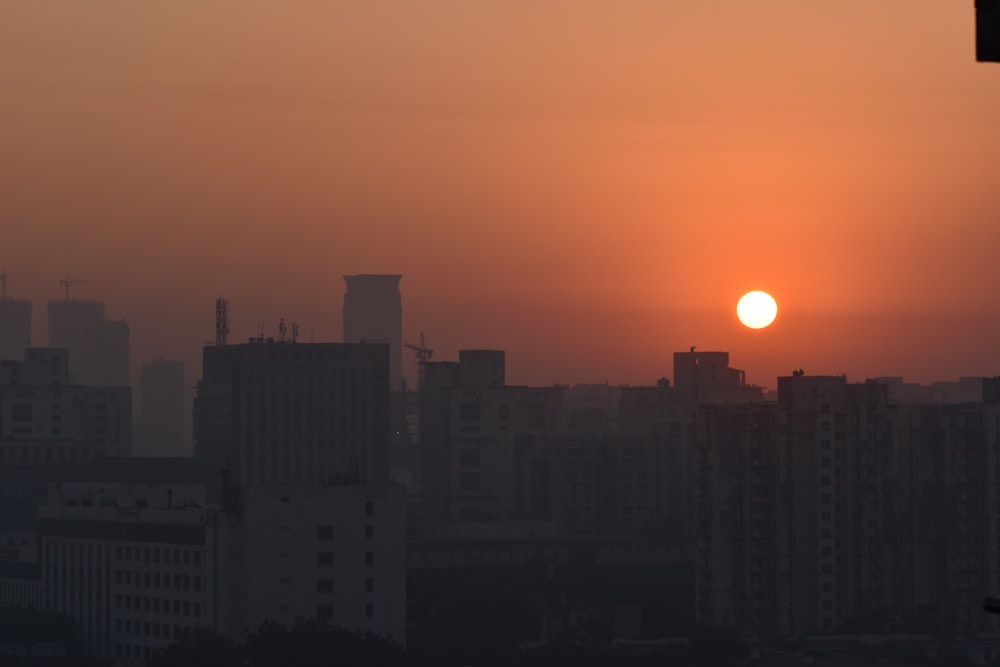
737,291,778,329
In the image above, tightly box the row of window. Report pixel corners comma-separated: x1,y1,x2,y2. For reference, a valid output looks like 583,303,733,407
314,603,374,620
315,551,375,567
117,595,203,618
116,545,202,567
117,570,202,592
311,577,374,594
116,619,195,642
311,525,374,540
0,446,93,462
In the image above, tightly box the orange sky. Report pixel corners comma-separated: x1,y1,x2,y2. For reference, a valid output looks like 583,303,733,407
2,1,999,390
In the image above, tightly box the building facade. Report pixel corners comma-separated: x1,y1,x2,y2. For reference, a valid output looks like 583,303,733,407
0,297,31,362
694,374,1000,641
342,274,403,391
47,300,130,387
0,348,132,464
193,340,391,488
33,478,406,662
137,359,186,457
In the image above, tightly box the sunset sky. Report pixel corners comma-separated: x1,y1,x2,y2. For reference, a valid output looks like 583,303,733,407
2,1,999,390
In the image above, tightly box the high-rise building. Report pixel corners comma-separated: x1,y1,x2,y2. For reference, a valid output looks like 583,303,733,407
193,339,391,489
343,275,402,391
138,359,186,457
47,299,129,387
0,298,31,362
0,348,132,464
673,350,763,404
32,477,406,661
695,374,999,641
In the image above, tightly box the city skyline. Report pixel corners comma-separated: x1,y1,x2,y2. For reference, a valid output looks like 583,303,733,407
3,1,999,391
1,282,998,393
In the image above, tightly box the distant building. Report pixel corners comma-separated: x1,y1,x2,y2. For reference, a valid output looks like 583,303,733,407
673,350,763,404
874,376,984,404
695,373,999,641
32,478,406,661
38,481,220,661
47,299,129,387
0,348,132,465
234,485,406,643
193,340,391,489
137,359,186,457
0,298,31,362
417,350,697,541
343,275,403,391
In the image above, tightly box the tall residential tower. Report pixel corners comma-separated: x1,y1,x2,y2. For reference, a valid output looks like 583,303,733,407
0,271,31,361
47,299,129,387
343,274,402,390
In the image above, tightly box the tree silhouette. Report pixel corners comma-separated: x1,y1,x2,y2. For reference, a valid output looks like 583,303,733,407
0,605,81,664
147,627,244,667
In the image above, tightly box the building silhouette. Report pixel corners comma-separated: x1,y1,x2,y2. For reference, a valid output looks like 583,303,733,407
0,348,132,464
673,349,763,404
193,338,392,489
34,476,406,661
343,274,403,391
47,299,129,387
0,297,31,362
137,359,186,457
695,373,1000,641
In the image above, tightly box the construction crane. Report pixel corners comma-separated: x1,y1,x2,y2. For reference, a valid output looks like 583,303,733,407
59,275,89,301
404,332,434,388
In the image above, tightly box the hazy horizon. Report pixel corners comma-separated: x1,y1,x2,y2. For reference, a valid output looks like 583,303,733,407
4,1,999,389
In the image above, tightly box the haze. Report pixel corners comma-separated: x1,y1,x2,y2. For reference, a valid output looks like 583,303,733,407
3,0,998,389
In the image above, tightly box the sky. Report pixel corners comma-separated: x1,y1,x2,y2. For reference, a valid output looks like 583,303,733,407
2,0,999,390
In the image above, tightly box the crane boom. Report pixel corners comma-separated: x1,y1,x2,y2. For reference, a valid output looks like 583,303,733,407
59,275,89,300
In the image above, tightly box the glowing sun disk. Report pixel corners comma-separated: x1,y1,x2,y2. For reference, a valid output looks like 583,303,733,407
737,291,777,329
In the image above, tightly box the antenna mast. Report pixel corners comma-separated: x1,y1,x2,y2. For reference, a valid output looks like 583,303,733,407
215,298,230,346
0,269,6,299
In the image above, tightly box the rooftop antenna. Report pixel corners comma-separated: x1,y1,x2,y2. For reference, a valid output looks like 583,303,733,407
0,269,6,299
215,298,230,346
278,318,287,343
291,322,300,343
59,275,89,300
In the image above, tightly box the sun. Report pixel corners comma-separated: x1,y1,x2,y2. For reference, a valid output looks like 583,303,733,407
737,291,778,329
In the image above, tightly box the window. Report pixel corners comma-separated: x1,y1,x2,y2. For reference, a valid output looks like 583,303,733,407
365,501,374,517
365,552,373,566
365,525,374,540
365,603,374,619
316,526,334,541
317,605,334,619
317,578,333,594
460,472,480,491
365,577,373,593
317,552,334,568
